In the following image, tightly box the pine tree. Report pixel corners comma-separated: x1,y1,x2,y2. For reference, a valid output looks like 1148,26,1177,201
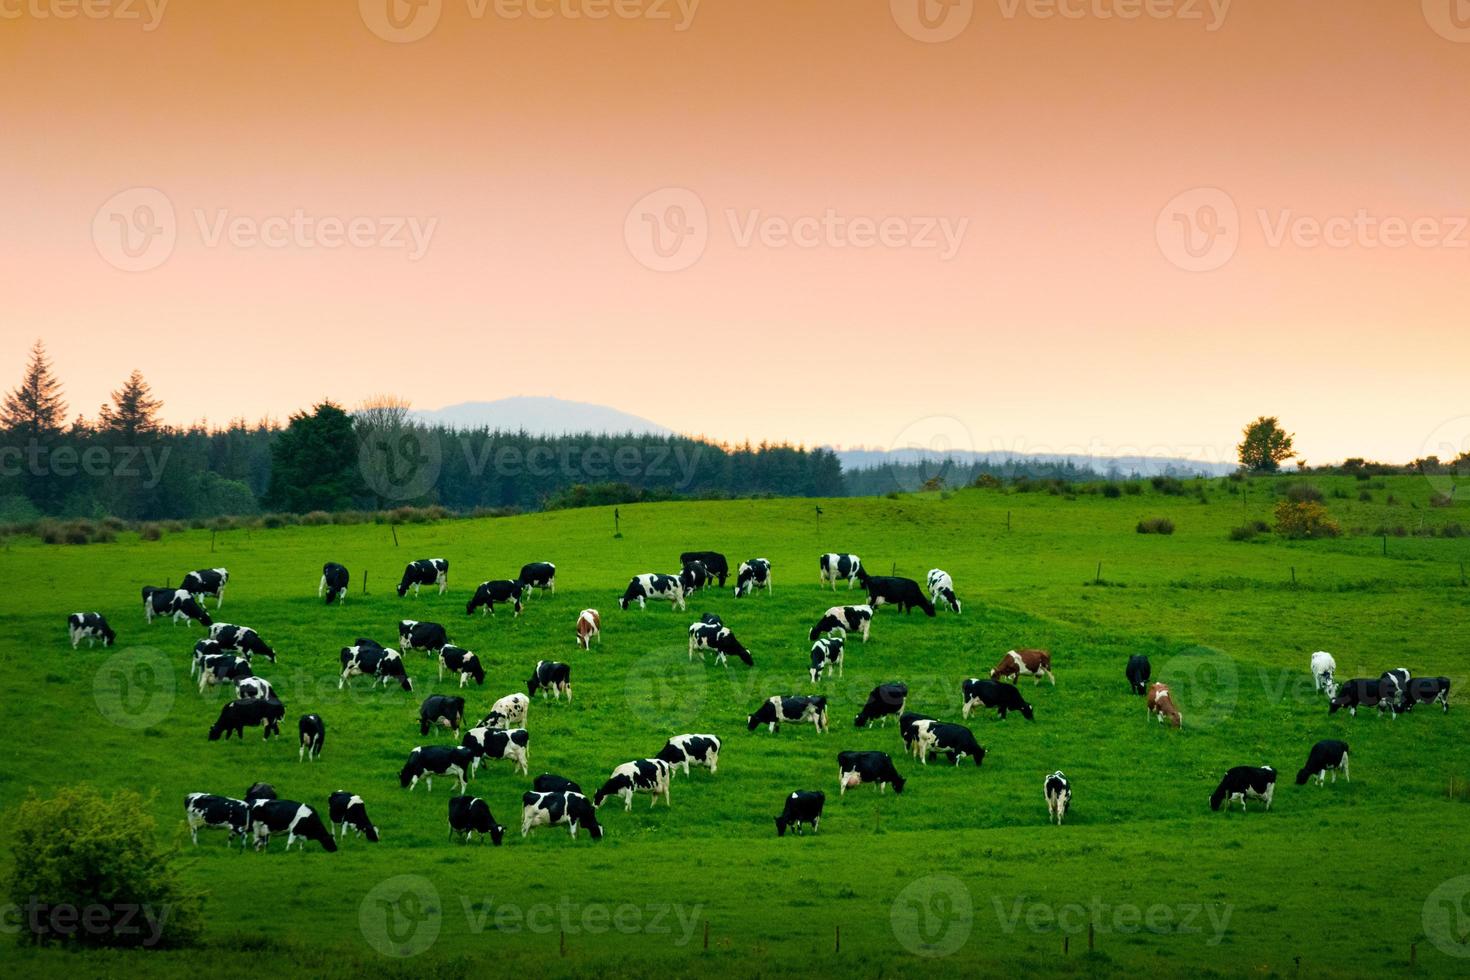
98,370,163,437
1,340,67,437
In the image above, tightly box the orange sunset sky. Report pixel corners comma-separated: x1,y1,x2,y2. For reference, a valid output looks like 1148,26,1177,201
3,1,1469,465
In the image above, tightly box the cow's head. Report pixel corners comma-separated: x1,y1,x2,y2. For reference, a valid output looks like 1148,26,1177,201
398,760,419,788
747,701,776,731
618,595,631,611
489,823,505,846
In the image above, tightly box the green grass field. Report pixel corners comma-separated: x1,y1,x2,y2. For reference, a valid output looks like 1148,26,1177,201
2,475,1468,978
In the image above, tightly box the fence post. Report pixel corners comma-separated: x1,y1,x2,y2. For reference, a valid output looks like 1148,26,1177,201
363,570,369,595
1095,561,1102,585
1006,510,1011,531
1290,566,1296,586
560,930,566,957
1088,923,1095,951
835,924,840,954
210,529,216,553
703,920,709,950
391,525,399,548
1063,935,1069,954
1411,941,1417,967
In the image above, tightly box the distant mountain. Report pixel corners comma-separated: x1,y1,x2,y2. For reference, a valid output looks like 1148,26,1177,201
833,447,1235,478
414,396,672,436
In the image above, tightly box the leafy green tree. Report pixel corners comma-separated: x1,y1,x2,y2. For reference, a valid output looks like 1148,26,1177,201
264,401,361,512
1237,416,1295,472
1,340,67,437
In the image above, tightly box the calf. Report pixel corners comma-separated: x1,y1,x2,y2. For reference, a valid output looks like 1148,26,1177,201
299,714,326,761
1310,651,1337,698
143,587,212,628
809,636,844,682
448,795,505,845
181,567,229,608
594,758,673,810
184,793,251,847
1296,739,1350,786
734,558,772,598
1329,678,1385,717
435,646,484,687
521,790,603,840
1379,668,1412,717
527,660,573,700
913,721,985,766
679,551,729,587
1209,766,1277,812
517,561,556,598
808,605,873,643
819,553,865,591
397,558,449,598
865,575,936,616
327,791,379,842
480,692,530,730
899,712,936,757
854,682,908,728
419,694,466,736
619,573,685,611
466,580,523,617
249,799,337,852
208,697,285,741
748,695,829,734
679,560,714,595
320,562,349,605
399,620,449,656
461,726,531,775
236,676,275,701
1044,772,1071,825
926,569,961,613
1147,682,1182,729
533,773,582,795
399,745,473,792
1126,655,1151,696
67,612,115,649
774,790,825,836
991,648,1055,685
688,623,753,666
656,734,721,776
339,644,414,691
575,608,601,649
1402,676,1451,714
837,750,906,795
209,624,277,663
197,654,253,694
961,678,1034,721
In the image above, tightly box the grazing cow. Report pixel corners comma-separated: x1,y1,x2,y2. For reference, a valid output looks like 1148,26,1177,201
774,791,825,836
594,758,673,810
1210,766,1277,812
517,561,556,598
67,612,115,649
699,612,723,627
1379,668,1412,717
748,695,829,734
837,750,906,795
961,678,1034,721
808,605,873,643
533,773,582,795
299,714,326,761
1044,772,1071,825
249,799,337,852
181,567,229,608
327,791,379,842
449,795,505,845
688,623,753,666
480,693,530,731
438,646,485,687
466,580,523,617
865,576,935,616
1329,678,1385,717
527,661,573,701
244,782,276,802
819,553,865,591
1296,740,1350,786
209,624,277,663
809,636,844,682
854,682,908,728
419,695,466,736
1310,651,1338,698
142,587,212,628
1402,676,1452,714
184,793,252,847
521,791,603,840
397,558,449,598
734,558,772,598
320,562,349,605
679,551,729,587
912,721,985,766
576,609,601,649
1147,683,1182,729
399,745,473,793
679,560,714,596
926,569,961,614
899,712,936,757
1126,655,1151,696
197,654,253,694
461,727,531,776
190,639,224,677
208,697,285,741
619,573,685,611
991,648,1055,685
399,620,449,656
339,643,413,691
656,734,721,776
236,676,275,701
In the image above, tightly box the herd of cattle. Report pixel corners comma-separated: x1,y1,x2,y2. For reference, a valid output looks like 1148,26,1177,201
60,549,1454,851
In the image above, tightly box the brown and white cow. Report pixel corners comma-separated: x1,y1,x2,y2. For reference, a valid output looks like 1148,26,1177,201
576,609,601,650
1146,682,1181,728
990,648,1055,685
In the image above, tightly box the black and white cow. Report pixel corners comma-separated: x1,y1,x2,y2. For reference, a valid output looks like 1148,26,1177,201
679,560,714,596
854,682,908,728
526,660,572,700
196,654,253,694
190,639,223,677
208,697,285,741
517,561,556,598
961,678,1035,721
236,676,275,701
819,553,865,591
398,558,449,598
656,734,722,776
619,573,685,611
1209,766,1277,812
1295,740,1350,785
448,795,505,845
419,695,466,736
399,620,449,656
774,790,824,836
837,750,906,795
808,605,873,643
679,551,729,587
142,587,213,628
1044,772,1071,825
699,612,723,627
399,745,473,792
320,562,350,605
327,791,379,842
184,793,251,847
438,646,485,687
533,773,582,795
926,569,961,613
299,714,326,761
209,624,277,663
748,695,829,734
479,693,530,731
249,799,337,852
466,580,523,617
899,712,936,757
1379,668,1412,717
67,612,115,649
181,567,229,608
688,623,753,666
1328,678,1385,717
594,758,673,810
245,782,276,802
1126,655,1151,696
521,790,603,840
809,636,844,682
1402,676,1452,713
461,727,531,775
339,643,413,691
911,720,985,766
864,576,936,616
734,558,772,598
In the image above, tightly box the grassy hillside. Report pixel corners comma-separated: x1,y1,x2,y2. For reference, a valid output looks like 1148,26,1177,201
1,475,1467,978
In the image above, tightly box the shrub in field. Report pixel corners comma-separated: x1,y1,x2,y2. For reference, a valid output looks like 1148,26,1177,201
1228,520,1269,541
1102,483,1122,498
1440,522,1466,538
1430,492,1455,508
139,523,163,541
302,511,332,526
1123,481,1143,495
1284,483,1324,503
971,473,1002,489
1150,476,1185,496
1274,500,1340,539
1137,517,1175,535
260,513,288,529
1358,490,1372,502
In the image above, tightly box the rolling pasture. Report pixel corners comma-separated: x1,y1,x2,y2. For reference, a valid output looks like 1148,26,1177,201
1,476,1468,978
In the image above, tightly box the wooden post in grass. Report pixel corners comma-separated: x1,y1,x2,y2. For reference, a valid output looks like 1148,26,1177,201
1063,935,1069,954
1410,942,1416,967
703,920,709,950
560,930,566,957
210,529,216,553
1383,535,1387,556
1094,561,1102,585
1290,566,1296,586
614,508,622,539
835,924,840,954
1007,510,1011,531
1461,561,1467,587
391,525,399,548
1088,923,1095,951
363,570,369,596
